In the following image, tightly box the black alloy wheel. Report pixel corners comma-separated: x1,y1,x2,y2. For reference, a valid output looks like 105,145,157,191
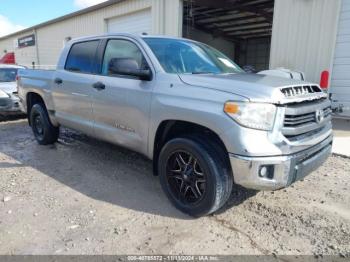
158,136,233,217
166,150,206,205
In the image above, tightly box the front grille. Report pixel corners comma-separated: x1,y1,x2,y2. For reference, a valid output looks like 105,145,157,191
284,106,331,128
284,127,324,140
281,99,332,139
281,85,322,98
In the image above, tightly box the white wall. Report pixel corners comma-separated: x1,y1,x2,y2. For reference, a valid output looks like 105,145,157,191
270,0,342,83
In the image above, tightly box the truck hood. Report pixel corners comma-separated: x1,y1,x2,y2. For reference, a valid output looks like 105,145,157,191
178,73,325,104
0,89,9,98
0,81,16,94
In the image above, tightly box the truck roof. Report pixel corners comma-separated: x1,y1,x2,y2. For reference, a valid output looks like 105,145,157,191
67,33,188,44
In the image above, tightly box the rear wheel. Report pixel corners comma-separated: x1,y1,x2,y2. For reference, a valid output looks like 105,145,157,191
30,103,59,145
158,136,233,217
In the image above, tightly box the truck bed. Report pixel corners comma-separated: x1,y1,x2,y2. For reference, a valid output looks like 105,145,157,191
18,69,55,91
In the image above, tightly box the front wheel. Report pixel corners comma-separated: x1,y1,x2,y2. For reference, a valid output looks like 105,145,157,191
158,137,233,217
30,103,59,145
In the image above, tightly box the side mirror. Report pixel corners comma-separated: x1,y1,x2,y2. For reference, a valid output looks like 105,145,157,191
108,58,152,81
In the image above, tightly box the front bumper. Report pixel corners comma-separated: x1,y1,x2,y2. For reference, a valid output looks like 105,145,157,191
229,135,333,190
0,95,22,114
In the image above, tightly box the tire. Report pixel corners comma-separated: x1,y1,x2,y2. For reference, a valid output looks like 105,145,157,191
30,103,59,145
158,136,233,217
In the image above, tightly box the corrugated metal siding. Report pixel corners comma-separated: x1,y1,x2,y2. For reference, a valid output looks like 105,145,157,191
0,38,15,56
0,0,183,67
151,0,183,37
270,0,342,83
37,0,152,66
0,30,39,66
332,0,350,89
15,45,38,66
107,9,152,34
330,0,350,117
164,0,183,37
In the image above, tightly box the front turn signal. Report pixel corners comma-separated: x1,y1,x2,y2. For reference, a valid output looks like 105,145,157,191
224,102,239,114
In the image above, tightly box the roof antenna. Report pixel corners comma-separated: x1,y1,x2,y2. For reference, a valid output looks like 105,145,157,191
142,32,148,36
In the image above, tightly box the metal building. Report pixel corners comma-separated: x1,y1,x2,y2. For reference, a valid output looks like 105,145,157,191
270,0,350,118
0,0,183,68
0,0,349,116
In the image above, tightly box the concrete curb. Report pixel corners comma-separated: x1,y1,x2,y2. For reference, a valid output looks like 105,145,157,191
332,153,350,159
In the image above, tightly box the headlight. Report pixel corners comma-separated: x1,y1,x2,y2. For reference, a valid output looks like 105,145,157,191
224,102,277,131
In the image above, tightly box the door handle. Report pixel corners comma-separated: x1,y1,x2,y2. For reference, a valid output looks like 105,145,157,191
54,78,63,85
92,82,105,91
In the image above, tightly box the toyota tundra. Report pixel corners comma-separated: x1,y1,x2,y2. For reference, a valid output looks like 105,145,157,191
17,34,333,217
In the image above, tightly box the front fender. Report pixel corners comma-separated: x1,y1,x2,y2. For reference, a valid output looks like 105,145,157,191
147,78,248,159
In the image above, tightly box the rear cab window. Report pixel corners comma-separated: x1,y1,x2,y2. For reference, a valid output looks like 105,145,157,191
65,40,100,74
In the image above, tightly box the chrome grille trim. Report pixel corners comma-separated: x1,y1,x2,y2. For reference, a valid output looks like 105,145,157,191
284,106,331,128
282,99,332,137
284,113,315,126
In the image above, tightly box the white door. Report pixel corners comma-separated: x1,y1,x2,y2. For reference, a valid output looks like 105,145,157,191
331,0,350,118
107,9,151,35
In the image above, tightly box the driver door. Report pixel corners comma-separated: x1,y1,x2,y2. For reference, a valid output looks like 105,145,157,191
91,38,154,155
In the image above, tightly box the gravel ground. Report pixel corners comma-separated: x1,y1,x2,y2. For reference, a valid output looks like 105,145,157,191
0,119,349,256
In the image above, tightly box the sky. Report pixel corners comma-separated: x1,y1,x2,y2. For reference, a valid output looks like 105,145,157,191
0,0,108,37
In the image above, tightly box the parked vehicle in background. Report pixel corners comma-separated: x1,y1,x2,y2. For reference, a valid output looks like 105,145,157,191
0,64,25,117
17,34,333,217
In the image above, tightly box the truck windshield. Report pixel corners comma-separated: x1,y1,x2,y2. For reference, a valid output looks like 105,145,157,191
0,68,18,82
144,38,243,75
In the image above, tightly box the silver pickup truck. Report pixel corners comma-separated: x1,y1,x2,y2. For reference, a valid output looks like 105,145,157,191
18,34,333,217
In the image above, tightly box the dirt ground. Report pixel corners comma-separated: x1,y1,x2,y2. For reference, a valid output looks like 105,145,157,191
0,118,349,256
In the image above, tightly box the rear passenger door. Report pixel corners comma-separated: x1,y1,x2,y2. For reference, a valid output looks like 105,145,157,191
52,40,100,135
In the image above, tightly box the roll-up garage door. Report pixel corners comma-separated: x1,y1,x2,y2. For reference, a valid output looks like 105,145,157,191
107,9,151,35
331,0,350,118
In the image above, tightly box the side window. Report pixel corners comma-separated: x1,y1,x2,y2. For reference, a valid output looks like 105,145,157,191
102,39,147,76
65,40,99,73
